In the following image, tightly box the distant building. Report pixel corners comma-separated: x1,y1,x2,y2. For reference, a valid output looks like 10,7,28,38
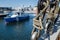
0,7,12,13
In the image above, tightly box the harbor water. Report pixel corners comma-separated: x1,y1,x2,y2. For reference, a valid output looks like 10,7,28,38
0,12,60,40
0,13,35,40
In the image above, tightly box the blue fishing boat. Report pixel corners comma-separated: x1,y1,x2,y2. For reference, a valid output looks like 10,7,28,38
4,12,29,23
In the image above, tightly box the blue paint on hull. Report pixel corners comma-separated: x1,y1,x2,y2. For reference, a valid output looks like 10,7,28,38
18,16,29,21
4,16,29,23
4,17,16,22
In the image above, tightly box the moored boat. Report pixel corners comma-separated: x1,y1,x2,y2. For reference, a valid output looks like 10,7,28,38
4,12,29,23
0,13,8,17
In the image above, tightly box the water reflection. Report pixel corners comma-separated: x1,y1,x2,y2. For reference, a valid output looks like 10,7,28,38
0,14,34,40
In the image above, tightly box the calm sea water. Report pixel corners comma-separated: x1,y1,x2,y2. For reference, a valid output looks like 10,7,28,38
0,13,35,40
0,13,59,40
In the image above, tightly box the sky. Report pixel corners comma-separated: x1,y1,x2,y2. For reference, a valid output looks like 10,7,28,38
0,0,38,8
